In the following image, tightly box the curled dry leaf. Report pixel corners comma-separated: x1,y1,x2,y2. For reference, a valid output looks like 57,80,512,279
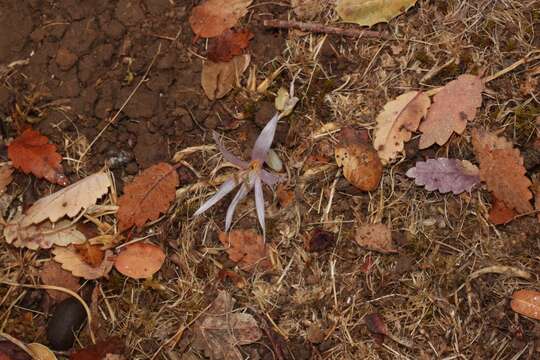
114,242,165,279
406,158,480,195
335,127,383,191
207,29,253,62
39,261,80,302
4,219,86,250
192,290,262,360
419,74,484,149
336,0,418,27
189,0,252,38
218,230,272,272
488,195,516,225
374,91,430,164
53,245,115,280
355,223,397,254
18,171,111,228
27,343,57,360
117,162,179,231
0,163,13,194
201,54,250,100
472,129,533,214
8,129,67,185
511,289,540,320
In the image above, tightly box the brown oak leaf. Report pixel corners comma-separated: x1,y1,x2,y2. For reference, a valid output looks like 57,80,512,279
192,290,262,360
8,129,68,185
39,261,80,302
4,219,86,250
117,163,179,231
374,91,430,163
53,245,115,280
472,129,533,214
208,29,254,62
355,223,397,254
419,74,484,149
335,127,383,191
189,0,252,38
218,230,272,271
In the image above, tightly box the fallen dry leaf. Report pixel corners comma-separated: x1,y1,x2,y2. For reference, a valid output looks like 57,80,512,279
534,176,540,223
511,289,540,320
192,290,262,360
69,336,124,360
189,0,252,38
207,29,253,62
419,74,484,149
472,129,533,214
276,184,294,208
304,228,335,253
374,91,430,163
117,162,179,231
0,341,31,360
336,0,418,27
114,242,165,279
39,261,80,302
335,127,383,191
53,245,115,280
4,219,86,250
0,164,13,194
74,243,105,267
488,195,516,225
201,54,250,100
27,343,57,360
218,230,272,272
355,223,397,254
364,313,388,344
406,158,480,195
8,129,67,186
17,171,111,228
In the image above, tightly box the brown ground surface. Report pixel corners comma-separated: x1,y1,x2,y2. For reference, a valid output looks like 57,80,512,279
1,0,539,359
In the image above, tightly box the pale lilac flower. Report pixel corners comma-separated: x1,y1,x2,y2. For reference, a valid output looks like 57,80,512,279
193,113,285,239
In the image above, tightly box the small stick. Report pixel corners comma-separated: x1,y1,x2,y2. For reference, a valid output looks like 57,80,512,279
263,19,385,39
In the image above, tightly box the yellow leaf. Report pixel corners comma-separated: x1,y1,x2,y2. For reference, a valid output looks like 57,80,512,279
336,0,418,27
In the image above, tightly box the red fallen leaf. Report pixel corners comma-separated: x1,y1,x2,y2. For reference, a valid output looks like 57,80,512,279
8,129,67,185
114,242,165,279
208,29,254,62
488,195,516,225
117,163,179,231
364,313,388,344
511,289,540,320
70,336,124,360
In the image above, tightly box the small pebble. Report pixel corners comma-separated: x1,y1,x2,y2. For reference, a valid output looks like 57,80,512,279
47,297,87,350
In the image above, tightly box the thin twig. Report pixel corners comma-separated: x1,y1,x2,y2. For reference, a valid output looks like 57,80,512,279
263,19,386,39
78,43,162,165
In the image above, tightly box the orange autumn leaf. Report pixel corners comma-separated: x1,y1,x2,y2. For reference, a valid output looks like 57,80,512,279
117,163,179,231
419,75,484,149
189,0,252,38
8,129,67,185
53,245,115,280
218,230,272,272
276,184,294,208
355,223,397,254
472,129,533,214
208,29,254,62
114,242,165,279
74,243,105,267
511,289,540,320
488,195,516,225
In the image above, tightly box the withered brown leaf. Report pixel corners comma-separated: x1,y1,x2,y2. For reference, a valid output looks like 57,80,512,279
8,129,67,185
53,245,115,280
114,242,165,279
117,163,179,231
39,261,80,302
472,129,533,214
207,29,253,62
218,229,272,272
189,0,252,38
355,223,397,254
419,75,484,149
511,289,540,320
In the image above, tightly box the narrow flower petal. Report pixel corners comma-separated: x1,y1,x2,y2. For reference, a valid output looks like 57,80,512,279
225,183,250,231
193,178,237,216
213,132,249,168
254,176,266,240
260,169,285,187
251,113,280,163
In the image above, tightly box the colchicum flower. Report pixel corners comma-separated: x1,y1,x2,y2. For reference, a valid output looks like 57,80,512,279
193,113,285,239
